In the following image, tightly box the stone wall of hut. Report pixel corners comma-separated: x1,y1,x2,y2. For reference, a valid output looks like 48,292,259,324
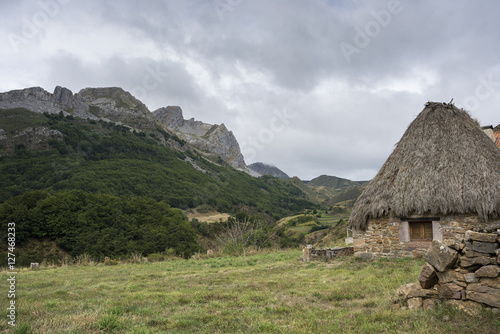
353,215,492,258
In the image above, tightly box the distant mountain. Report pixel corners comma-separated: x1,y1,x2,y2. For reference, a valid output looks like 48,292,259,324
286,175,369,207
248,162,290,179
0,85,313,215
153,106,247,170
308,175,368,188
0,86,251,172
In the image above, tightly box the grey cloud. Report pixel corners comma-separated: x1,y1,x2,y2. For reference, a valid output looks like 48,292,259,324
2,0,500,180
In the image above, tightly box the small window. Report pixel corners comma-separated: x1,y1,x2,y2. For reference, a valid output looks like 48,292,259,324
410,221,433,241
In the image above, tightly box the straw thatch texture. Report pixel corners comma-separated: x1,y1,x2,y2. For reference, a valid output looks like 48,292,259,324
349,102,500,231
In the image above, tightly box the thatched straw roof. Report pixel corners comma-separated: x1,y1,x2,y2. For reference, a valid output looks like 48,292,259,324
349,102,500,232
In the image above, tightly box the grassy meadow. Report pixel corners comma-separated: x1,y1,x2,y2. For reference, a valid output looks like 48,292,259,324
1,250,499,333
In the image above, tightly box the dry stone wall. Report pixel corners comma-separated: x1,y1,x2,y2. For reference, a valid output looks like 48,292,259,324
398,226,500,314
302,246,353,261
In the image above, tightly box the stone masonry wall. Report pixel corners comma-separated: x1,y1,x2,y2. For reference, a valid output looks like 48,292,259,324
353,215,493,258
397,226,500,314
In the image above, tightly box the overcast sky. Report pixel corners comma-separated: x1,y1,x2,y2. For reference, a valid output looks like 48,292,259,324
2,0,500,180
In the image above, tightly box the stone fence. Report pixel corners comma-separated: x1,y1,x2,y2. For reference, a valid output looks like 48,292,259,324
302,245,353,261
397,227,500,314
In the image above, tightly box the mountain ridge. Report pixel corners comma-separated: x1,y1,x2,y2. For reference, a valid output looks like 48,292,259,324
248,162,290,179
0,86,248,171
153,106,247,170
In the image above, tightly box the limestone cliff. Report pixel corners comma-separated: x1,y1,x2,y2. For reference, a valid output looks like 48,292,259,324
153,106,247,169
0,86,94,119
0,86,251,171
248,162,290,179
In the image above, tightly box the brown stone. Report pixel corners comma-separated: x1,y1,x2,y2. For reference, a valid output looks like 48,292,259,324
480,276,500,289
438,283,463,300
407,297,423,310
466,284,500,308
465,230,498,243
397,283,438,299
422,298,441,311
475,265,500,278
497,254,500,265
425,240,459,272
459,255,491,267
302,247,311,262
436,269,465,284
472,241,498,254
443,300,484,316
418,262,439,289
464,273,479,283
443,238,461,251
465,248,487,258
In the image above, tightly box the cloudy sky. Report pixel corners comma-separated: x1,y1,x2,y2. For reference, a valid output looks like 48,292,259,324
2,0,500,180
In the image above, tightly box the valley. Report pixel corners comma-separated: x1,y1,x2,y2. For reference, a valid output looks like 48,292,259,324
0,86,366,266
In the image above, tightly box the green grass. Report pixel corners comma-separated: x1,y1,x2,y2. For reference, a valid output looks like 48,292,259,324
0,108,48,132
1,250,499,333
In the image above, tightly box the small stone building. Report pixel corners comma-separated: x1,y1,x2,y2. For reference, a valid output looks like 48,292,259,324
349,102,500,258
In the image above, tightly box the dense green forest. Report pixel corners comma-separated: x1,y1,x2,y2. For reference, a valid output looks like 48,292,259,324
0,190,199,263
0,110,315,263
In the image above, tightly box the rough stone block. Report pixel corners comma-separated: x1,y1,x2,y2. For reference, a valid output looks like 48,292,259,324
459,255,491,267
425,240,458,272
466,284,500,308
472,241,498,254
397,283,420,299
302,247,311,262
480,276,500,289
422,298,441,311
443,300,484,316
397,283,438,299
407,297,423,310
465,248,487,258
436,269,465,284
465,230,498,243
418,262,438,289
443,238,460,251
438,283,463,300
475,265,500,278
465,273,479,283
498,254,500,265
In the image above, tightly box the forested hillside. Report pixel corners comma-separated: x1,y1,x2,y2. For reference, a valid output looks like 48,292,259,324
0,108,315,263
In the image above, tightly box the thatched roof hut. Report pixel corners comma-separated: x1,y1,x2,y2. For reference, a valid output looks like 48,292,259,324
349,102,500,233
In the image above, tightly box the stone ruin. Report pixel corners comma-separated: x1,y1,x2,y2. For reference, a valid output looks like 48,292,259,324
398,227,500,314
302,245,354,261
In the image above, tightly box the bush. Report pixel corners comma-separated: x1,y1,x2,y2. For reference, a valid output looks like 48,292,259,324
309,224,329,233
147,248,180,262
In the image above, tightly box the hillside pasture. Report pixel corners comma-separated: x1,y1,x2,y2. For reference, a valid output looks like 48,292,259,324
2,250,499,333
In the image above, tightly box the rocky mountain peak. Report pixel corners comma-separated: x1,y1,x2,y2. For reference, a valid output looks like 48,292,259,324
0,85,251,173
153,106,247,169
78,87,150,116
248,162,290,179
0,86,92,118
153,106,184,129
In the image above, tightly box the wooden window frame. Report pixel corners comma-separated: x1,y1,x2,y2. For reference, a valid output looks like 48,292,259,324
409,221,433,241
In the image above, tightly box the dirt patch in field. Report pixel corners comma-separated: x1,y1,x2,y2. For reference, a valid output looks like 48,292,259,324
186,211,232,223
